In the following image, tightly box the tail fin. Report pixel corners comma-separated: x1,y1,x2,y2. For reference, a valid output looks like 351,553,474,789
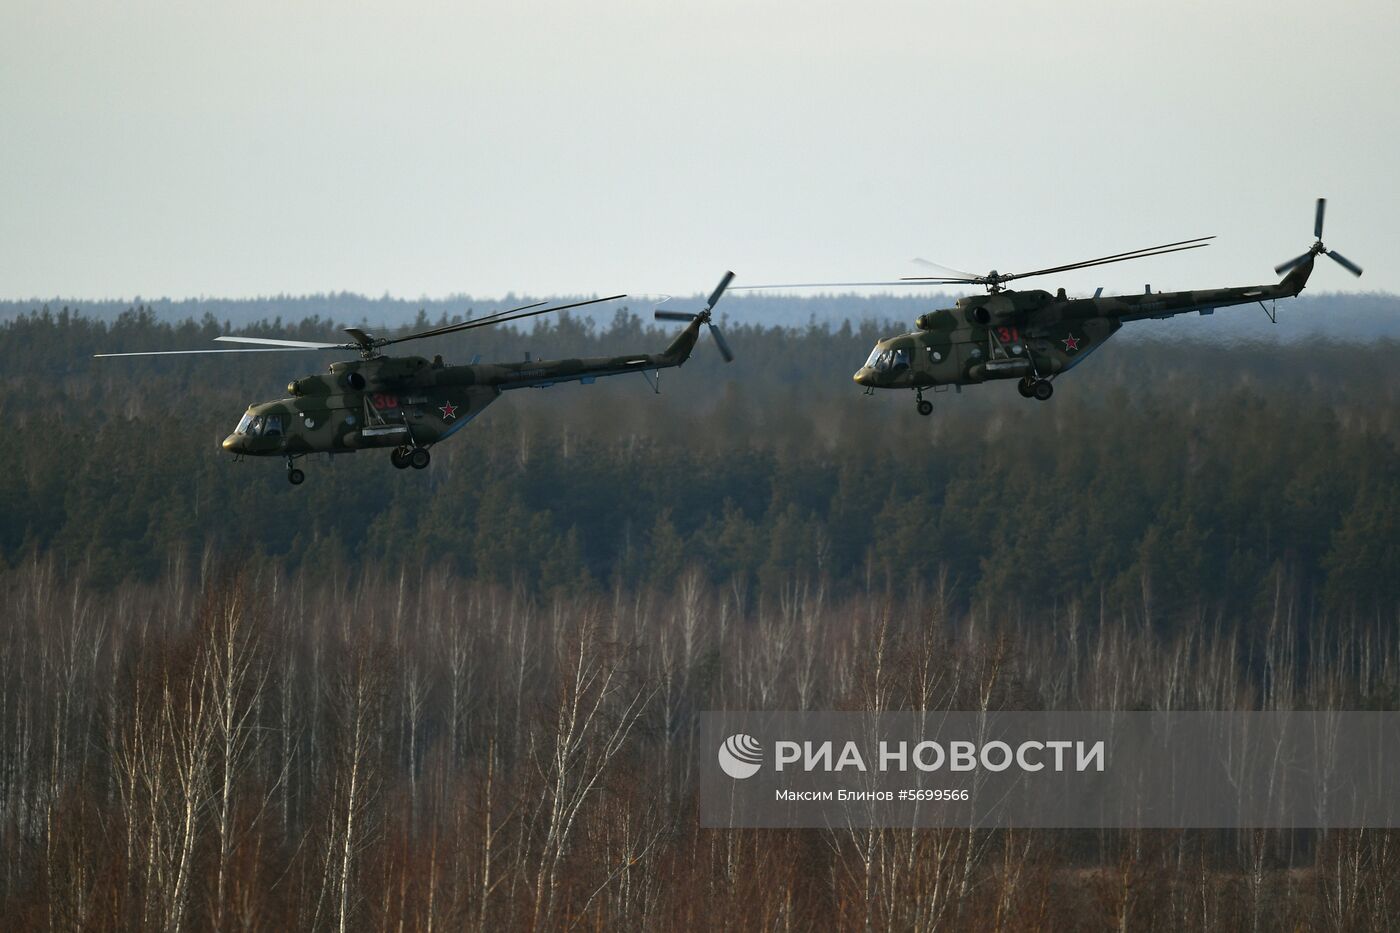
661,316,705,363
1279,256,1315,297
1273,199,1363,297
654,271,737,364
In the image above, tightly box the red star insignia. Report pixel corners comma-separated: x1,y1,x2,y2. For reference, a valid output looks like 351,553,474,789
439,400,458,420
1062,334,1081,351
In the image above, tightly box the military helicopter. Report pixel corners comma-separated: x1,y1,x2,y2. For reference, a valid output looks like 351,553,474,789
96,272,737,484
740,199,1362,415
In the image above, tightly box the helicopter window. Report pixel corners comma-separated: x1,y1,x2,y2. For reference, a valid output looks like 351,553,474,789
262,416,283,437
247,415,265,436
234,413,254,435
867,348,910,373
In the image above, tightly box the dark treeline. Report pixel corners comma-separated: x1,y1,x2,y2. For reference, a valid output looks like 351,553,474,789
4,288,1400,337
2,309,1399,628
0,291,963,332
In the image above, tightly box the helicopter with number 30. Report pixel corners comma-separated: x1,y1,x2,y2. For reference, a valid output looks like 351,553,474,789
739,199,1362,415
96,272,737,484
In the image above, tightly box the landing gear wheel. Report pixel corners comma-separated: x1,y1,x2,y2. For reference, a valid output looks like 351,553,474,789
1018,379,1035,398
390,447,411,469
409,447,431,470
1033,380,1054,401
916,399,933,416
287,468,305,485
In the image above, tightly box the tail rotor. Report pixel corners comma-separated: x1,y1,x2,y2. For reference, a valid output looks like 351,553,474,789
654,270,737,362
1275,198,1364,278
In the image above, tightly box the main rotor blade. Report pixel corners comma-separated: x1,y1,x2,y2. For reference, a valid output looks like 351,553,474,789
396,294,626,340
377,300,550,347
912,257,979,278
732,279,972,290
1315,198,1327,240
94,348,332,358
708,323,735,363
737,237,1213,292
1326,250,1363,276
214,336,345,349
655,310,698,321
706,271,736,311
445,300,552,330
1000,236,1215,284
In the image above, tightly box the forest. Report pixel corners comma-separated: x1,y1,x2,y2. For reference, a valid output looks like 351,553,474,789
2,305,1398,622
1,306,1399,929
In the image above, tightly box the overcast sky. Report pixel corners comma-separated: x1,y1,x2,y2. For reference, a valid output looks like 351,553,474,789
2,0,1396,302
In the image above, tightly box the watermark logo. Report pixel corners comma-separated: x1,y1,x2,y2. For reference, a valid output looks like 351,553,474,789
718,733,763,779
703,712,1400,829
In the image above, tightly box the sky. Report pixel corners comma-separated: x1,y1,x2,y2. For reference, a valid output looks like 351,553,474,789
2,0,1397,302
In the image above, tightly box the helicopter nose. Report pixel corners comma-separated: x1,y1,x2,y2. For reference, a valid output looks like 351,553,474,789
853,367,873,386
221,434,243,453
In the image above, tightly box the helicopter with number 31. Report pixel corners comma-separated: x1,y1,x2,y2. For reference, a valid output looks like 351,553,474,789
96,273,737,484
739,199,1362,415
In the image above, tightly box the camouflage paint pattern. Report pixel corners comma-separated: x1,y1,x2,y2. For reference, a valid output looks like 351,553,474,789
853,258,1315,392
221,315,705,458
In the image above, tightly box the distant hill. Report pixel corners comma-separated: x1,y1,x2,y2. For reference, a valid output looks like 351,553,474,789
2,290,1396,342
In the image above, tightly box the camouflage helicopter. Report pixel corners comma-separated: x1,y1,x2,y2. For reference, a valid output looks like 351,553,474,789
741,199,1362,415
96,272,737,484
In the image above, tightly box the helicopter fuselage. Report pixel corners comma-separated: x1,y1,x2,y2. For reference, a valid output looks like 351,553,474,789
221,316,705,459
853,258,1314,394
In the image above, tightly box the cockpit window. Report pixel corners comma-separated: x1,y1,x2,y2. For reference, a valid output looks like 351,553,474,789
867,348,911,373
234,414,283,437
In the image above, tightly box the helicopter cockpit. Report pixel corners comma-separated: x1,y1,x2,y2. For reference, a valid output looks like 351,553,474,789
864,347,911,374
233,413,284,437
